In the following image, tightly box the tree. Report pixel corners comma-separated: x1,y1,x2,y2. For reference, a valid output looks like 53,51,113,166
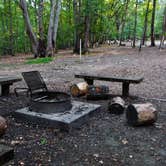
132,0,138,48
53,0,62,52
150,0,156,46
159,5,166,49
19,0,38,57
139,0,151,51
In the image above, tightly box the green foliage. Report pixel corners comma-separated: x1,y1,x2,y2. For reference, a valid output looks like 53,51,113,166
25,57,53,65
0,0,165,56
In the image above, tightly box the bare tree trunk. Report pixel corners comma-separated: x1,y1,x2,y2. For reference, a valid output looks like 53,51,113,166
38,0,44,40
84,15,90,53
159,5,166,49
19,0,38,57
84,0,90,53
73,0,81,54
37,0,46,57
150,0,156,47
119,0,130,46
53,0,62,52
132,0,138,48
139,0,150,51
9,0,14,56
46,0,56,56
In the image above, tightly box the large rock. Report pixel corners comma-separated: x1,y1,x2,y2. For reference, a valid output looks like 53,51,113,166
0,116,7,136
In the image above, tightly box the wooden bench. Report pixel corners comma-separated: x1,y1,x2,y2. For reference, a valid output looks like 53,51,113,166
75,73,144,97
0,76,22,96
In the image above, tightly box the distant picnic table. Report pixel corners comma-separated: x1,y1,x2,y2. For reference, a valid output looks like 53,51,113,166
0,76,22,96
75,73,144,97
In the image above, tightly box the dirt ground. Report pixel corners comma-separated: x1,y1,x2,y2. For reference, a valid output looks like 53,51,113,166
0,46,166,166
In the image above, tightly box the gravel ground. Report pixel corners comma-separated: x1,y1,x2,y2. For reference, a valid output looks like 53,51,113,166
0,46,166,166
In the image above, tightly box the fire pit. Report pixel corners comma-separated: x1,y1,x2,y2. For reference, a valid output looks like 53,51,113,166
29,92,72,114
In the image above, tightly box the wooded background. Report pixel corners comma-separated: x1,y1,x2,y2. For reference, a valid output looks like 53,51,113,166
0,0,165,57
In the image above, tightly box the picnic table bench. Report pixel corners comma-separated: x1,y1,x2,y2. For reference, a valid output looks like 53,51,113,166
0,76,22,96
75,73,144,97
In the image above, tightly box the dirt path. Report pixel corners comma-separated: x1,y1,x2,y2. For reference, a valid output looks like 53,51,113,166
0,46,166,165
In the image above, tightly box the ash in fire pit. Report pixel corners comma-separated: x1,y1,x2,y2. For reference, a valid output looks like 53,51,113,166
29,92,72,114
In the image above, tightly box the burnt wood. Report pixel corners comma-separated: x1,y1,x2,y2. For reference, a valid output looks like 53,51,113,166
0,76,21,96
75,73,143,97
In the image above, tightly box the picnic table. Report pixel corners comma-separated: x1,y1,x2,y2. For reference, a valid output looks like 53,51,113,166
75,73,144,97
0,76,22,96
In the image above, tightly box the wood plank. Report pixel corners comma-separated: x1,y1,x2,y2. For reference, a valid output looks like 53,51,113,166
75,73,143,83
0,76,22,85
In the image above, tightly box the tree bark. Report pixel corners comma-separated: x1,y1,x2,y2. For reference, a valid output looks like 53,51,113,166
119,0,130,46
19,0,38,57
84,0,90,53
139,0,150,51
132,0,138,48
53,0,62,52
46,0,56,56
9,0,14,56
150,0,156,47
126,103,158,126
108,97,125,114
73,0,81,54
159,5,166,49
38,0,46,57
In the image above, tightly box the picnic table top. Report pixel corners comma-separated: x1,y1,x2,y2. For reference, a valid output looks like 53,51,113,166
0,75,22,85
75,73,144,83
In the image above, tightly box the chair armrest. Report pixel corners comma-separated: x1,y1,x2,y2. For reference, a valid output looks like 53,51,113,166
14,87,29,97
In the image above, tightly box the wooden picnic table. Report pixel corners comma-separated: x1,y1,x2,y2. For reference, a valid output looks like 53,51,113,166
75,73,144,97
0,76,22,96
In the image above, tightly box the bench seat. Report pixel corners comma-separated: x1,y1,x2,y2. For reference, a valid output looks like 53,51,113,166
0,76,22,96
75,73,144,97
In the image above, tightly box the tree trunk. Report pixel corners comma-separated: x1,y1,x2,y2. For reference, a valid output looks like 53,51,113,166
9,0,14,56
150,0,156,47
84,0,90,53
139,0,150,51
19,0,38,57
119,0,130,46
126,103,158,126
38,0,46,57
53,0,62,52
159,5,166,49
132,0,138,48
73,0,81,54
46,0,56,56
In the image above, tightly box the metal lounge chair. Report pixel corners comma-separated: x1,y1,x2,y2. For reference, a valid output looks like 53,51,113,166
15,71,48,97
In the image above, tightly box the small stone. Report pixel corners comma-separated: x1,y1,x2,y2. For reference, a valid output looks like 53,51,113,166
11,140,20,145
99,160,104,164
18,161,25,166
122,139,128,145
93,154,99,158
129,155,133,158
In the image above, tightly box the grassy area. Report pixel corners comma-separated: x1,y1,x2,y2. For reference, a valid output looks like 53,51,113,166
25,57,53,64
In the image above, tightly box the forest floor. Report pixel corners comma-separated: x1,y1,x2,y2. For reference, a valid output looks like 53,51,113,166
0,45,166,166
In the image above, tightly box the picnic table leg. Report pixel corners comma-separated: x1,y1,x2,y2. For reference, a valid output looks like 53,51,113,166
1,84,11,96
122,82,129,97
84,78,94,85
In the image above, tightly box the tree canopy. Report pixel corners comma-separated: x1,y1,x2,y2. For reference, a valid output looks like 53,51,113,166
0,0,165,56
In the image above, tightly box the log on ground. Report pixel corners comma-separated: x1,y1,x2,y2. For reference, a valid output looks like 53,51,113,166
126,103,158,126
108,97,125,114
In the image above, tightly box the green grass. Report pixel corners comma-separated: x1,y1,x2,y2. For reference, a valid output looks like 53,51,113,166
25,57,53,65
